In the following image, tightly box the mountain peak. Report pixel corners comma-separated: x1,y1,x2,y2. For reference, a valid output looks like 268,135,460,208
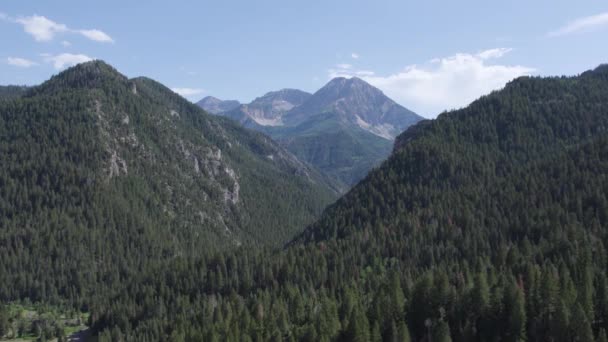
57,60,124,80
326,76,366,86
29,59,129,97
200,95,221,102
284,76,422,139
252,88,311,104
317,76,391,104
197,96,241,114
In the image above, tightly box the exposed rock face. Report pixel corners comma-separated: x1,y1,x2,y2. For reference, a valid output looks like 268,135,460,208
217,89,312,127
223,166,239,205
284,77,421,139
201,77,423,188
238,89,311,126
109,150,128,178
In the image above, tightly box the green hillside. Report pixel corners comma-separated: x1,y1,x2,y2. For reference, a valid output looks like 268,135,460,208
0,61,337,317
66,65,608,341
3,63,608,342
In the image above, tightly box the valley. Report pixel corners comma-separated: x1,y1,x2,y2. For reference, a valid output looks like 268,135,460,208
1,3,607,340
199,77,423,189
2,62,608,341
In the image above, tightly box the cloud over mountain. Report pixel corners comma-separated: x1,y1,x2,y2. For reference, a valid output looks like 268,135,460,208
329,48,535,117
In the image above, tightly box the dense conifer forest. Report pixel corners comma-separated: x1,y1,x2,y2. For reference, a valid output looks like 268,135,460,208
2,63,608,341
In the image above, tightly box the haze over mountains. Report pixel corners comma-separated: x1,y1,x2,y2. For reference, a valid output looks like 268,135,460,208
199,77,423,188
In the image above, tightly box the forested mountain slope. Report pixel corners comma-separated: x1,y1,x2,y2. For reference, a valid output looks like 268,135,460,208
301,65,608,242
4,63,608,342
0,61,337,311
66,65,608,341
0,85,28,101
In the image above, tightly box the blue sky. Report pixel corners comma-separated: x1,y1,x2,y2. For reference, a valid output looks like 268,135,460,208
1,0,607,118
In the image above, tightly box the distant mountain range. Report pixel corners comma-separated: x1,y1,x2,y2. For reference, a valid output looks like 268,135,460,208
198,77,423,188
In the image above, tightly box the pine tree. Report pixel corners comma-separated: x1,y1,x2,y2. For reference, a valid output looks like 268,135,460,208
553,300,571,342
433,320,452,342
505,283,526,342
347,305,370,342
371,321,382,342
570,303,594,342
389,272,406,322
0,305,8,338
598,329,608,342
398,321,412,342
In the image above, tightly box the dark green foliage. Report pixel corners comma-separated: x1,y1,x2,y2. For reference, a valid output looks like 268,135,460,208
3,63,608,341
0,60,335,311
0,305,8,338
433,320,452,342
0,85,28,101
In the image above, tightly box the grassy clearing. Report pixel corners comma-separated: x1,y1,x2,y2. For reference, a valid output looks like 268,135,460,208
0,303,88,341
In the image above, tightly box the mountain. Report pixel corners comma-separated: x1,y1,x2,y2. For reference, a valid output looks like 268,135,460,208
290,64,608,340
299,66,608,243
211,77,423,188
4,63,608,341
196,96,241,114
62,64,608,341
221,88,311,127
272,77,423,187
0,61,341,313
0,61,338,249
284,77,421,139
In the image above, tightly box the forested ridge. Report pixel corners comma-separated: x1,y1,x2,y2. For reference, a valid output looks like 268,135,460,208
0,86,28,101
2,63,608,341
0,61,338,340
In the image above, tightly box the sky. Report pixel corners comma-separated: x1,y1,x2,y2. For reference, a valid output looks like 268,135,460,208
1,0,607,118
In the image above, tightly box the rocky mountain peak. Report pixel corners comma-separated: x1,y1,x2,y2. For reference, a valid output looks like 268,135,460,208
284,76,422,139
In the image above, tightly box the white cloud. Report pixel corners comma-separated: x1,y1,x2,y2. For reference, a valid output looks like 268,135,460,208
61,40,71,47
329,48,535,118
351,53,359,59
6,57,38,68
476,48,512,60
549,12,608,36
336,63,353,70
44,53,93,69
10,14,113,43
15,15,68,42
77,29,114,43
171,87,205,97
